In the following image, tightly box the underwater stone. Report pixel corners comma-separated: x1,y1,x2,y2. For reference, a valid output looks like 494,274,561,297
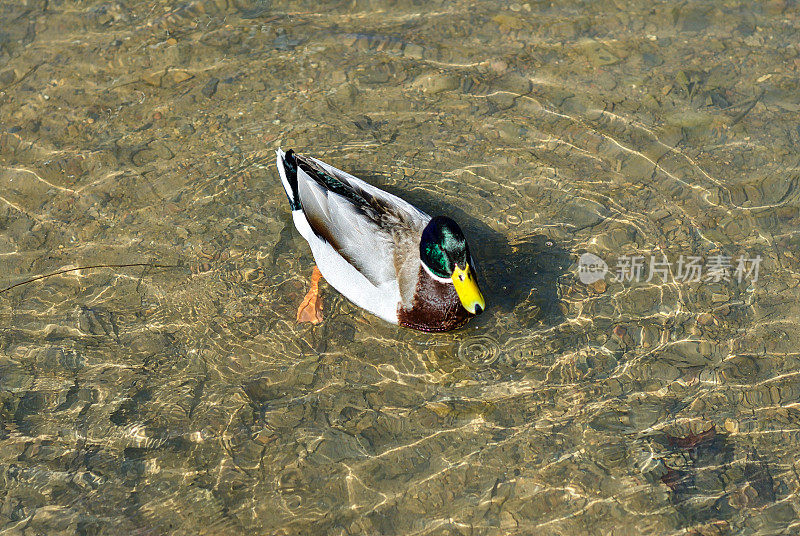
201,77,219,98
411,72,460,94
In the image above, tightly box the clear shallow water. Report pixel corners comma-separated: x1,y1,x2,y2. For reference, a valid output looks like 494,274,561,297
1,0,799,534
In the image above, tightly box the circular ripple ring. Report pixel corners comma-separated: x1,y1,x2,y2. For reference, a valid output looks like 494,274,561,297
457,335,500,366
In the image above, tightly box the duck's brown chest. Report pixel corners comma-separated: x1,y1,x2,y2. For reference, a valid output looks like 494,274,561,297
397,267,473,332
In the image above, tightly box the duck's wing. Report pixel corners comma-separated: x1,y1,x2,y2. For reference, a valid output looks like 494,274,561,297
292,152,430,288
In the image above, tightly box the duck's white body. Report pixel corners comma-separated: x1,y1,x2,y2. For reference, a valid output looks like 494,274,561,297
275,148,430,324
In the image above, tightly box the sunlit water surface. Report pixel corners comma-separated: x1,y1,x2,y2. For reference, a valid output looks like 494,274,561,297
1,1,799,534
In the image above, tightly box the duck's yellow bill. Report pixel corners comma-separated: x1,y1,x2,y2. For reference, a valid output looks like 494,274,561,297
452,264,485,315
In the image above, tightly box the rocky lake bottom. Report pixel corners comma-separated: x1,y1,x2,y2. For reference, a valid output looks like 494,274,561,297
1,1,800,534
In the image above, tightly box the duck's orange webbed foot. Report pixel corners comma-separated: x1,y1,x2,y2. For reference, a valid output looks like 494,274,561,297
296,266,323,324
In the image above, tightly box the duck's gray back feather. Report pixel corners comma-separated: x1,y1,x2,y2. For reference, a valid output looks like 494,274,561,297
289,151,431,307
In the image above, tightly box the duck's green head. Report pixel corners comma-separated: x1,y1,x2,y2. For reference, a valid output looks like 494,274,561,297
420,216,485,315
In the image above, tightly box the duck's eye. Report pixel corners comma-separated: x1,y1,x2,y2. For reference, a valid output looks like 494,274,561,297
459,273,465,281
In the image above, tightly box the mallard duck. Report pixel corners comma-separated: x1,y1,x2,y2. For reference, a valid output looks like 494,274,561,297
275,148,485,332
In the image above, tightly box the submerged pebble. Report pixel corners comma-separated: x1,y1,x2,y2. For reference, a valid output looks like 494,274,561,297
201,77,219,98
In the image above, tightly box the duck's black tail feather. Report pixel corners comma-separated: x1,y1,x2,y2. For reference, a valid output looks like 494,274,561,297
276,148,302,211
